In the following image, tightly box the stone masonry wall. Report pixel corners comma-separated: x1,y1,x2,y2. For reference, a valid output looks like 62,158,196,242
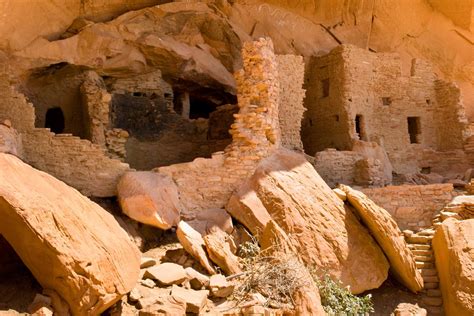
311,149,362,187
276,54,305,151
0,65,131,197
0,66,35,132
158,38,281,215
303,45,470,176
362,184,458,231
22,129,130,197
302,47,351,154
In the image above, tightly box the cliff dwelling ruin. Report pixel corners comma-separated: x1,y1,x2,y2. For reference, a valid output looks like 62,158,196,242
0,1,473,315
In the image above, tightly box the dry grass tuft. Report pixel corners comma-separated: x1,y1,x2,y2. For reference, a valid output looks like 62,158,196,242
231,238,310,309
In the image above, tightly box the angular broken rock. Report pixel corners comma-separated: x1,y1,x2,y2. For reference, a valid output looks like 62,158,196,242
186,208,234,235
136,286,186,315
340,185,424,293
143,262,187,286
185,267,210,290
226,149,389,293
203,227,243,275
209,274,234,298
176,221,217,275
171,285,209,314
117,171,181,230
0,153,141,315
432,218,474,316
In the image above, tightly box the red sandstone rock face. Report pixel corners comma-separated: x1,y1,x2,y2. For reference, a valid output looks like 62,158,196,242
0,1,471,118
0,153,141,315
227,148,389,294
340,185,424,293
117,171,181,230
432,218,474,316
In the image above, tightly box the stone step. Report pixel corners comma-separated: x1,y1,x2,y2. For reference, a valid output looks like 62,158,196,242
421,268,438,277
407,235,432,244
416,261,434,269
427,289,442,297
423,296,443,307
440,211,460,221
418,229,435,236
415,255,433,262
408,244,431,251
423,275,439,283
411,249,433,256
424,282,439,289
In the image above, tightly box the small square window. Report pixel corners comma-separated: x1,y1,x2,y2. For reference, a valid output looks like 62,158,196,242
382,97,392,106
334,115,339,122
321,79,330,98
426,99,431,105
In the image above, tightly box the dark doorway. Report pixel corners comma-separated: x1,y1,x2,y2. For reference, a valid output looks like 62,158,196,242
189,96,216,119
407,117,421,144
45,107,65,134
355,115,366,141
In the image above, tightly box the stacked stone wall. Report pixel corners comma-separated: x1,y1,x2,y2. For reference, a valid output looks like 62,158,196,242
303,45,470,177
22,129,130,197
158,38,282,214
0,67,35,132
276,55,305,151
302,47,351,154
0,66,130,197
362,184,458,231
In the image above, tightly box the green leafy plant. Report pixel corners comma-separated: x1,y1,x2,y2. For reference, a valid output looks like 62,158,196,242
314,274,374,315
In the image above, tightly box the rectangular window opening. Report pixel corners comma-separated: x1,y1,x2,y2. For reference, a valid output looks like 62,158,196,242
407,117,421,144
355,115,367,141
382,97,392,106
321,78,330,98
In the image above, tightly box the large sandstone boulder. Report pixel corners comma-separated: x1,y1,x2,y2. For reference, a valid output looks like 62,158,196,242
432,218,474,316
117,171,181,230
0,121,22,157
340,185,423,293
0,153,141,315
227,149,389,294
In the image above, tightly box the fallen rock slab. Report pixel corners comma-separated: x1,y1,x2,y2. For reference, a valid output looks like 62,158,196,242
171,285,209,314
117,171,181,230
186,208,234,235
0,153,141,315
203,227,243,275
432,218,474,316
176,221,216,275
227,149,389,293
340,185,423,293
143,262,187,286
209,274,234,298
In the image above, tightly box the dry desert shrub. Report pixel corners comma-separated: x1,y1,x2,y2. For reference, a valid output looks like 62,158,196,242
231,238,310,309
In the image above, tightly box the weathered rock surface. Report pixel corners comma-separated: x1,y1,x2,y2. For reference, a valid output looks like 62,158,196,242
340,185,424,293
227,149,389,293
176,221,216,275
143,262,187,286
203,227,242,275
260,220,326,315
186,208,234,235
0,153,141,315
0,121,22,157
209,274,234,298
392,303,427,316
117,171,181,230
171,285,209,314
432,218,474,316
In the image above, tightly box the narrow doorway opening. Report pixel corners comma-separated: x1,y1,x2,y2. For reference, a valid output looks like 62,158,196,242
355,115,366,141
407,117,421,144
45,107,65,134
